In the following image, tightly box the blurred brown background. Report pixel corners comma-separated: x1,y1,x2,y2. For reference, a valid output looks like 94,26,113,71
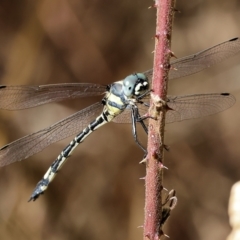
0,0,240,240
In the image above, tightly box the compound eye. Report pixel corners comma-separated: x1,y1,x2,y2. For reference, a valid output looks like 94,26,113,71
123,76,137,97
123,73,149,97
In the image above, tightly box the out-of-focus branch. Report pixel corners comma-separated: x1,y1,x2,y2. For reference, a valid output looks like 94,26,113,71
143,0,176,239
227,182,240,240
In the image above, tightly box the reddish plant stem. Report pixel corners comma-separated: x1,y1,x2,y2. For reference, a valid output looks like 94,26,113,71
143,1,175,240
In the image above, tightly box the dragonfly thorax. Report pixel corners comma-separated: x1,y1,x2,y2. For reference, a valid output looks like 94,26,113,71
122,73,149,98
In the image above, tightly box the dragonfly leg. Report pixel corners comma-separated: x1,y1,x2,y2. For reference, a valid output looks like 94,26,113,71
136,114,148,134
131,106,147,153
137,112,157,122
134,103,170,152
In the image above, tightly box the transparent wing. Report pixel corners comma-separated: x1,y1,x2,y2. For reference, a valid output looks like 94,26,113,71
2,39,239,110
143,37,240,82
166,93,235,123
0,102,103,166
0,94,234,166
113,93,235,124
0,83,106,110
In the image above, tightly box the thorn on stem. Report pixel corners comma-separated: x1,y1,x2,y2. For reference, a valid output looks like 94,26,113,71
139,176,146,180
159,230,170,238
148,4,157,9
139,158,147,164
166,105,174,111
164,144,170,151
159,163,168,170
155,33,160,40
145,233,151,240
163,187,168,192
168,50,177,59
173,7,181,13
170,66,178,71
164,233,170,238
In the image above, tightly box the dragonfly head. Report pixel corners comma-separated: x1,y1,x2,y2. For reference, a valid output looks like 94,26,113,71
123,73,149,98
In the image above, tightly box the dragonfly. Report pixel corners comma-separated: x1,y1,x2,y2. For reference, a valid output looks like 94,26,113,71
0,37,239,201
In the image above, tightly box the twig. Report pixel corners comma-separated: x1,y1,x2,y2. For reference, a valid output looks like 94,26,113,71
143,0,176,239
